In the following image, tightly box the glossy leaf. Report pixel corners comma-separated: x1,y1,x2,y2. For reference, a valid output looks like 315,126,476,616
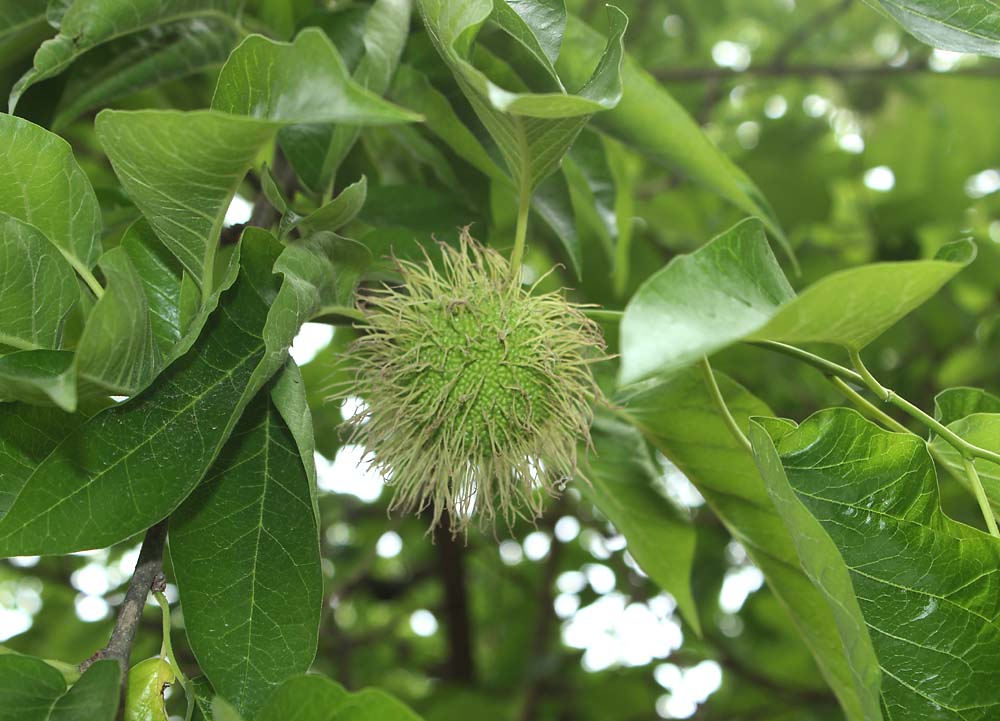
280,0,414,194
171,380,322,718
931,413,1000,508
618,369,878,721
582,418,699,633
257,675,423,721
620,218,975,386
0,114,102,275
284,177,368,237
0,655,120,721
9,0,239,110
0,213,79,352
51,16,243,131
0,231,325,555
869,0,1000,57
754,408,1000,719
418,0,626,197
75,247,161,395
556,14,791,263
491,0,565,83
98,29,416,290
934,386,1000,427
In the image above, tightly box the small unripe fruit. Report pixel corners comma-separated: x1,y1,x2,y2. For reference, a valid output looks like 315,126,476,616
125,656,174,721
341,230,605,533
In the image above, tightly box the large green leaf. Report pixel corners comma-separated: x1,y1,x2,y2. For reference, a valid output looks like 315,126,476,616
582,418,699,633
417,0,626,197
0,655,120,721
51,16,243,131
934,387,1000,427
753,408,1000,719
867,0,1000,57
0,115,102,276
171,378,322,719
0,213,80,352
97,29,416,292
8,0,240,110
620,218,975,386
931,413,1000,509
75,247,161,395
257,675,423,721
617,369,878,721
556,14,791,264
0,351,77,412
0,231,324,555
279,0,414,194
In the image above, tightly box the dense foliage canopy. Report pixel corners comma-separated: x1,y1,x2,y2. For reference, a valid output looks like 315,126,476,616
2,1,1000,720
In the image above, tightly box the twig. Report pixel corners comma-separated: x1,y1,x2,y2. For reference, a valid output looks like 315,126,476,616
433,514,475,683
79,519,168,683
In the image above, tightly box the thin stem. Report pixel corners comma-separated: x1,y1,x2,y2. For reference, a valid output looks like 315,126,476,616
964,458,1000,537
747,340,864,384
509,182,532,280
68,256,105,299
849,350,1000,466
829,377,910,434
582,309,623,322
154,591,194,721
700,356,752,454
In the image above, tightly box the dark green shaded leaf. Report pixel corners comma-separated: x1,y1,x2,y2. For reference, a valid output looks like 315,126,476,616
491,0,565,83
868,0,1000,57
618,368,877,721
532,170,581,277
582,418,699,633
755,408,1000,720
171,381,322,718
285,177,368,237
9,0,240,110
0,351,76,412
257,675,423,721
0,655,120,721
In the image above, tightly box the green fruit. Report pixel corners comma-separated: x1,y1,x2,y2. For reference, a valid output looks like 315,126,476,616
125,656,174,721
342,231,604,533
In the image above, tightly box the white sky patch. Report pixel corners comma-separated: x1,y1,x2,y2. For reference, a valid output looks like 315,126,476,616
719,565,765,614
523,531,552,561
499,539,524,566
224,194,253,226
764,95,787,119
554,593,580,619
838,133,865,154
340,396,367,422
864,166,895,192
75,594,110,623
711,41,751,71
410,609,438,637
554,516,580,543
563,593,684,672
736,121,760,150
989,221,1000,244
929,48,969,72
557,571,587,594
71,563,111,597
9,556,39,568
657,454,704,510
375,531,403,559
965,169,1000,199
315,447,384,502
289,323,334,366
584,564,616,595
655,661,724,719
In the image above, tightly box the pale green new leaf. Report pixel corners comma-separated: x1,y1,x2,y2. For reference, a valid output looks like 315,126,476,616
582,418,699,633
618,369,879,721
866,0,1000,57
283,177,368,237
931,413,1000,510
418,0,626,195
620,218,975,386
0,115,102,275
257,675,423,721
9,0,240,110
556,14,791,264
754,408,1000,719
76,247,161,395
0,213,79,352
0,655,120,721
171,381,322,719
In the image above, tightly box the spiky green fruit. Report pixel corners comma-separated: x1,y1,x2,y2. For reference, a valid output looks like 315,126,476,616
342,231,604,533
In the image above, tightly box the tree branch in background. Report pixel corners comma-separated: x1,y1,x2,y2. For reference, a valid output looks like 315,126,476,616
433,516,475,683
769,0,854,70
80,519,169,676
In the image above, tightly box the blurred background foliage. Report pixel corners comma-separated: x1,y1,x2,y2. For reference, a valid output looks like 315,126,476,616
2,1,999,719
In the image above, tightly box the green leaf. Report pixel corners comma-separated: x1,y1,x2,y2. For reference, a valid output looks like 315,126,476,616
934,386,1000,426
8,0,240,110
0,230,324,555
0,655,120,721
868,0,1000,57
279,0,415,194
210,697,244,721
931,413,1000,509
532,170,581,278
620,219,794,385
618,368,878,721
97,29,417,291
257,675,423,721
753,407,1000,719
582,418,699,633
491,0,565,83
620,219,975,386
171,379,322,718
0,213,80,352
75,247,161,395
51,16,243,131
0,114,102,276
417,0,626,195
284,177,368,237
0,1,48,69
556,14,792,265
0,351,76,412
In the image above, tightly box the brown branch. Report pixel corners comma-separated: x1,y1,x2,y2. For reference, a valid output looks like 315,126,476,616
80,520,168,676
518,522,563,721
433,516,475,683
